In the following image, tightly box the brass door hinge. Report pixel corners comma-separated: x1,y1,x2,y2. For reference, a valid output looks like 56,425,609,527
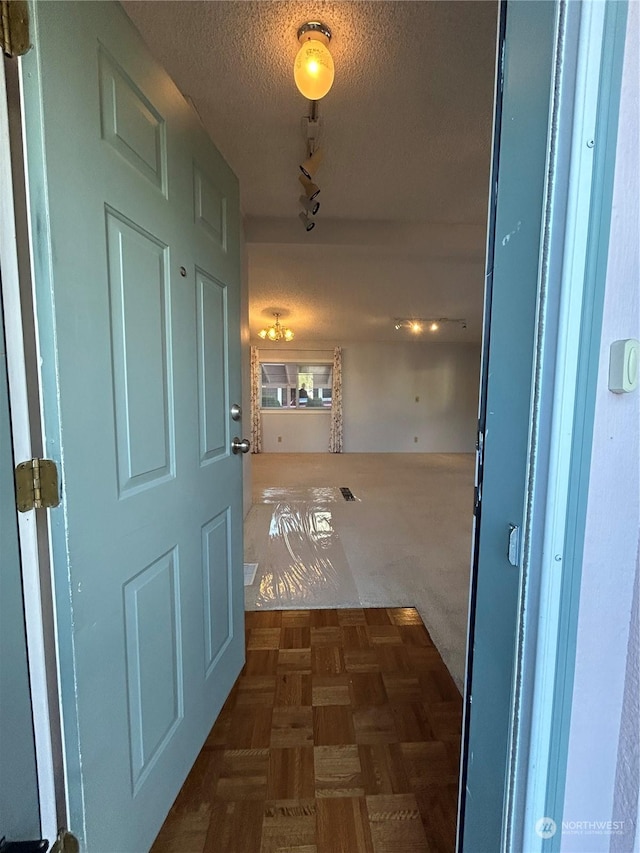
1,0,30,57
50,829,80,853
15,458,60,512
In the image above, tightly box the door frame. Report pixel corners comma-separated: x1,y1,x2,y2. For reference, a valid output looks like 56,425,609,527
459,0,629,850
513,2,629,849
0,56,61,843
1,0,629,847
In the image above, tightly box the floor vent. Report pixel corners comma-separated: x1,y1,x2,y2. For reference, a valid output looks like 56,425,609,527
243,563,258,586
340,487,356,501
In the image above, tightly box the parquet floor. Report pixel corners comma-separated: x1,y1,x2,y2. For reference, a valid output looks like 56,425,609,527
151,608,462,853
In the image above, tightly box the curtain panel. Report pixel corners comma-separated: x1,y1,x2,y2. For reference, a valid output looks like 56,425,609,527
329,346,343,453
250,345,262,453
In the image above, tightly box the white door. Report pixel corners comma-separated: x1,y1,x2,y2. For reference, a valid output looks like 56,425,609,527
20,2,246,850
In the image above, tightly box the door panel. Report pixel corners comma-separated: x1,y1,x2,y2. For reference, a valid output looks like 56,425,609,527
106,209,174,493
460,1,559,849
196,269,228,462
21,3,244,850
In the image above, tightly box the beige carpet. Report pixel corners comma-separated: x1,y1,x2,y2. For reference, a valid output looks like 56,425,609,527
244,453,474,688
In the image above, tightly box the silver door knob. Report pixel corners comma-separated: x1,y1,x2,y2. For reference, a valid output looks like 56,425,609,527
231,437,250,454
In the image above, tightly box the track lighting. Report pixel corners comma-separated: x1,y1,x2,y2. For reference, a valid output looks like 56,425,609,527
294,22,334,101
299,195,320,215
299,212,316,231
299,174,320,200
300,147,324,180
394,318,468,333
293,24,333,230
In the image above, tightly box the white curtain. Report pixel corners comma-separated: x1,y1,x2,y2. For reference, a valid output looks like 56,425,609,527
329,346,343,453
250,346,262,453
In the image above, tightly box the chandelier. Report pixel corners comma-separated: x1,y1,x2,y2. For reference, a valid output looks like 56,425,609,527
258,313,294,342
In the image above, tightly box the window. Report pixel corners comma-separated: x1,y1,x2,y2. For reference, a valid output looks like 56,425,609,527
260,363,333,409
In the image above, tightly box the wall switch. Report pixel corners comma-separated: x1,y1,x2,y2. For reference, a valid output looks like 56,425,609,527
277,435,282,443
609,339,639,393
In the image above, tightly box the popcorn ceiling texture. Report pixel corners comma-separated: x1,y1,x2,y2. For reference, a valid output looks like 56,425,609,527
247,241,485,343
123,1,497,343
123,1,497,224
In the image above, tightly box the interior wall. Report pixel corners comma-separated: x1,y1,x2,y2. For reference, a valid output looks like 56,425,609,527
255,340,480,453
261,410,331,453
343,341,480,452
563,5,639,849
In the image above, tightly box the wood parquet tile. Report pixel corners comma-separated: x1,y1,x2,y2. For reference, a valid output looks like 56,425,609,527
151,608,462,853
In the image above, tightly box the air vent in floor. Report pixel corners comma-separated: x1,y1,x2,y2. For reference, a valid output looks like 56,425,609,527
340,487,356,501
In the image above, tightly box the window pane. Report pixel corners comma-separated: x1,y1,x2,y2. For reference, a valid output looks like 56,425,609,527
261,363,290,407
260,363,332,409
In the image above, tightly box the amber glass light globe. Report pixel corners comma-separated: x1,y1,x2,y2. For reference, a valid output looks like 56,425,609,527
294,38,335,100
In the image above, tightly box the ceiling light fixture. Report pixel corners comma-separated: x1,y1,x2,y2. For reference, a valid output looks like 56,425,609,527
298,211,316,231
299,195,320,215
394,318,468,333
300,147,324,180
298,115,323,230
299,174,321,200
259,313,295,342
294,22,334,101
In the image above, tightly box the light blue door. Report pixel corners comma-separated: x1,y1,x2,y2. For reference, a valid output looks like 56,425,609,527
0,308,40,841
460,1,559,849
20,3,245,850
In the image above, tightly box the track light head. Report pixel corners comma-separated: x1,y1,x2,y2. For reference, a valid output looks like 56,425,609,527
299,195,320,215
394,317,468,334
299,174,321,200
300,147,324,180
299,211,316,231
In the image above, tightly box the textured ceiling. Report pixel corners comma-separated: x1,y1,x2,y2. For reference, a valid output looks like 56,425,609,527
123,1,498,342
248,240,485,344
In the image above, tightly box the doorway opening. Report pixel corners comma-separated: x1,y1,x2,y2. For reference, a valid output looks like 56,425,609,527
11,0,625,850
120,2,498,849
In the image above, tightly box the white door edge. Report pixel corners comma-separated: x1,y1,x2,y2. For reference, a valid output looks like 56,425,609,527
0,56,60,845
511,2,609,849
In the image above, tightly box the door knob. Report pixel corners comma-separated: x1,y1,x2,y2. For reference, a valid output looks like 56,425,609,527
231,437,250,454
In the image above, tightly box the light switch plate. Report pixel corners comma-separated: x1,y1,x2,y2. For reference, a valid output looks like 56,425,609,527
609,338,639,393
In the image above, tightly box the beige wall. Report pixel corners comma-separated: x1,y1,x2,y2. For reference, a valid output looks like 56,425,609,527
255,341,480,453
342,341,480,453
